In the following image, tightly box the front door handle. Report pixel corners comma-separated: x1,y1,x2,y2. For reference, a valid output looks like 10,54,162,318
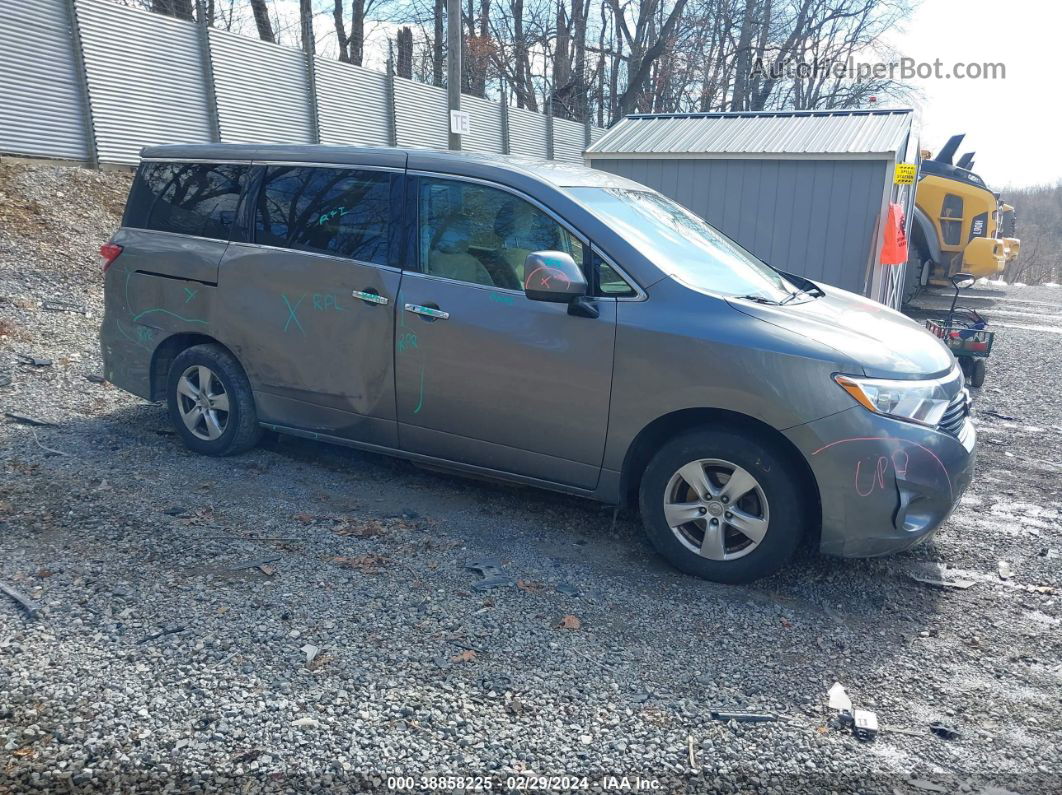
404,303,449,320
352,289,389,306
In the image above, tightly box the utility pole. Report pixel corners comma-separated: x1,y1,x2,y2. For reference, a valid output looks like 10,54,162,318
446,0,461,150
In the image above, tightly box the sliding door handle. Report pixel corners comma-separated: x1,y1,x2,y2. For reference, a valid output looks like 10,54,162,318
352,289,389,306
404,303,449,320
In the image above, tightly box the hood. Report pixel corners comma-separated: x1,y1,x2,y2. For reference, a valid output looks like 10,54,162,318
727,285,955,379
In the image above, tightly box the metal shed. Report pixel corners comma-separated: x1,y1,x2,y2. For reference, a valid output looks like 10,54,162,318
585,108,918,307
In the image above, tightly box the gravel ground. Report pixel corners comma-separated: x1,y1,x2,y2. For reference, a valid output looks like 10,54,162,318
1,161,1060,794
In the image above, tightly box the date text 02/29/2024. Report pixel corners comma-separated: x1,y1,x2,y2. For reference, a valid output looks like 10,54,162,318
386,775,662,791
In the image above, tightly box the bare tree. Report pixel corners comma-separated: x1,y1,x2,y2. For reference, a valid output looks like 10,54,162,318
152,0,194,20
248,0,275,42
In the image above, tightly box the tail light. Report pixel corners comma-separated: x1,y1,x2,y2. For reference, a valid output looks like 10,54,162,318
99,242,123,273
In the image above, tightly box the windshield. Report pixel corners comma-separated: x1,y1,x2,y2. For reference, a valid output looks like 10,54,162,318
569,187,796,301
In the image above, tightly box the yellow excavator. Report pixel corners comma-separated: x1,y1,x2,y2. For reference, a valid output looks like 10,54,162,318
904,134,1019,303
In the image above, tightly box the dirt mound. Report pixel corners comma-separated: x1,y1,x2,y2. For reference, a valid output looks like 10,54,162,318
0,162,131,298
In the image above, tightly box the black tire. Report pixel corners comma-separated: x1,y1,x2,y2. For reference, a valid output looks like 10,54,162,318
638,428,807,584
167,344,262,456
970,358,987,388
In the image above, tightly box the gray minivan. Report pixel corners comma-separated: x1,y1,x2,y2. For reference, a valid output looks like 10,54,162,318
100,144,975,583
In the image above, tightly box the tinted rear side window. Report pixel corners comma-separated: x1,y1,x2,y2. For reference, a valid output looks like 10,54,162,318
124,163,247,240
255,166,392,267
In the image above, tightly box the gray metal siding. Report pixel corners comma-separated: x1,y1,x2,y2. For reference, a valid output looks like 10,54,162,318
553,117,584,164
315,59,390,146
79,0,212,165
394,77,448,150
589,157,886,295
210,29,313,144
0,0,90,161
508,106,548,158
461,94,504,154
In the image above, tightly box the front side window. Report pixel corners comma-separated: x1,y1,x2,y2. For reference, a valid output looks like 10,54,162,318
125,162,247,240
569,187,795,301
255,166,392,266
418,178,583,289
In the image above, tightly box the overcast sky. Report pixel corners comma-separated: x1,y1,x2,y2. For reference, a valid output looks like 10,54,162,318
887,0,1062,191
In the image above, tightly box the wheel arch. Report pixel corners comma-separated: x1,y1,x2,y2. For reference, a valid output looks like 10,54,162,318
618,408,822,528
149,332,238,401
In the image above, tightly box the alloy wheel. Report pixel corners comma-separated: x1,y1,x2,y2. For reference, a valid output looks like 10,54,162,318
663,458,770,561
175,365,230,441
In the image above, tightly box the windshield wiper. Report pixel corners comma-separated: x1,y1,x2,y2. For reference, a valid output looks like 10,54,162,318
779,285,823,305
734,294,779,304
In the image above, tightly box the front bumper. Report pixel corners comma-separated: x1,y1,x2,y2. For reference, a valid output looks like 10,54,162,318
785,407,976,558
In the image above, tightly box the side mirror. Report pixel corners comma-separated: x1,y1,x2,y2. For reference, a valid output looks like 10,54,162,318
951,272,976,290
523,251,587,303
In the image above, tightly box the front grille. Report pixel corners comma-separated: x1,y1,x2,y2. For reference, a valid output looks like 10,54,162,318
938,390,969,437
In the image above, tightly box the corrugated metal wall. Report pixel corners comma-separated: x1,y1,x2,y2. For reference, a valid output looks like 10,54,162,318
508,107,549,159
316,59,390,147
589,157,886,296
78,0,212,164
394,78,448,150
462,95,504,154
0,0,90,161
210,29,314,144
553,118,584,164
2,0,601,165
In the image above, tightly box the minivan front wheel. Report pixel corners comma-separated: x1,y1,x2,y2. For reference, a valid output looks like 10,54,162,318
167,344,262,456
639,429,806,583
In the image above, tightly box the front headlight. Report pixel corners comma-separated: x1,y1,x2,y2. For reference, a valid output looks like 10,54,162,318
834,373,952,427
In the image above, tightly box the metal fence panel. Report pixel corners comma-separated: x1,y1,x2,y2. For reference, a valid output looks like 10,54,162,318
315,58,390,147
553,118,584,164
461,94,504,154
0,0,90,161
394,77,448,150
210,28,313,144
78,0,211,165
508,106,548,159
0,1,605,165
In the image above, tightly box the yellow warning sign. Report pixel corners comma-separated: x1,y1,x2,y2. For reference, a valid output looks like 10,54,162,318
894,163,917,185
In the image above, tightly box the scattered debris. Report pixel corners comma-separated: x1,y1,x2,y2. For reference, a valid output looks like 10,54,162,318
41,299,88,314
998,560,1015,580
257,563,276,576
479,673,511,692
16,354,52,367
827,682,852,713
852,709,879,742
85,373,106,384
4,412,55,427
709,710,777,723
557,614,582,630
30,427,71,457
0,580,42,620
465,557,515,591
909,573,977,590
138,625,185,644
451,649,477,664
907,780,947,793
516,579,545,592
980,410,1019,422
929,721,961,740
301,644,321,664
332,554,389,574
687,735,697,771
228,556,282,572
556,582,581,597
291,717,319,729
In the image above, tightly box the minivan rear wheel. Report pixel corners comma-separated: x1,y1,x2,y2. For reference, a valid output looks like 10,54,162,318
167,344,262,456
639,429,806,583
